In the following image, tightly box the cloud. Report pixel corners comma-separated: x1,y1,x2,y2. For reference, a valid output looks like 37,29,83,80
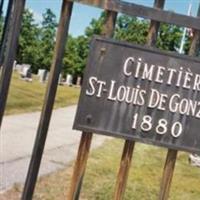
29,8,43,24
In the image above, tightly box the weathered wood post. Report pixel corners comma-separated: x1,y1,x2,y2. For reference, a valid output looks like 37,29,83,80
159,3,200,200
114,1,165,199
68,9,117,200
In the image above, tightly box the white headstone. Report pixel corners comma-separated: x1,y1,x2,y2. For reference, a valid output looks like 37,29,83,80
20,64,31,77
58,73,63,85
16,64,23,73
76,76,82,86
13,60,17,70
38,69,48,83
189,154,200,167
65,74,73,86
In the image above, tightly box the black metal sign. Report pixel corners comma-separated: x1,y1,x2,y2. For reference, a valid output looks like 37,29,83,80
74,36,200,153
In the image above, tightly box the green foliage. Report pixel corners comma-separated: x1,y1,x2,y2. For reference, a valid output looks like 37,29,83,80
156,23,182,51
115,15,148,44
39,9,57,71
85,11,106,37
0,15,3,37
17,9,40,73
114,15,188,54
74,35,89,75
15,9,192,76
17,8,57,73
63,35,77,75
63,12,106,77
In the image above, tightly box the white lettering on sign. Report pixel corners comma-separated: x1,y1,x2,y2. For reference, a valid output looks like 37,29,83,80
131,113,183,137
121,56,200,91
85,55,200,138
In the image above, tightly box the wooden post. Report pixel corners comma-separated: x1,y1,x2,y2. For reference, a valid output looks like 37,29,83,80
114,1,165,199
189,4,200,57
148,1,176,199
147,0,165,46
189,29,200,56
113,141,135,200
102,10,117,37
159,3,200,200
159,149,177,200
68,132,93,200
68,9,117,200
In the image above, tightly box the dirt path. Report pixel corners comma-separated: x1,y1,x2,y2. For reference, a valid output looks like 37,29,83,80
0,105,108,192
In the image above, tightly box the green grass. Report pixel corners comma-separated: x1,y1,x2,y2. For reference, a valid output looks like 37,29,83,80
80,140,200,200
5,72,80,115
1,139,200,200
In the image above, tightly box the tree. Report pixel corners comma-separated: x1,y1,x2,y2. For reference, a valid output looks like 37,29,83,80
85,12,106,38
63,35,78,76
63,12,106,77
63,35,89,77
0,15,3,37
115,15,191,54
17,9,40,73
73,35,89,76
38,8,57,71
115,15,148,45
156,23,182,52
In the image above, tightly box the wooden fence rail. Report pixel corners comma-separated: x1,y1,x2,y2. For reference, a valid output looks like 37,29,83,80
69,0,200,30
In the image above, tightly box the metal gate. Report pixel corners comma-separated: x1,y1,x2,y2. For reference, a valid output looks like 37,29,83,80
0,0,199,199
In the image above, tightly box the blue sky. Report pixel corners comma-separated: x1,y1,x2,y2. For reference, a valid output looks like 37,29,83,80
23,0,200,37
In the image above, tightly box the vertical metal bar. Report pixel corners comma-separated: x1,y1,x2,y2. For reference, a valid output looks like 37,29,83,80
147,0,165,46
159,3,200,200
0,0,25,128
114,1,165,199
21,1,73,199
68,10,117,200
0,0,14,67
113,141,135,200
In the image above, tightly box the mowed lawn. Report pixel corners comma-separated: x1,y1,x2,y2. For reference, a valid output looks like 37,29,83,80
5,72,80,115
2,139,200,200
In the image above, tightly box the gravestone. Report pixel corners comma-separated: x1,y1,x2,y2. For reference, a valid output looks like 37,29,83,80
15,64,22,72
76,76,82,86
38,69,48,83
189,154,200,167
20,64,31,77
13,60,17,70
58,73,63,85
65,74,73,86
